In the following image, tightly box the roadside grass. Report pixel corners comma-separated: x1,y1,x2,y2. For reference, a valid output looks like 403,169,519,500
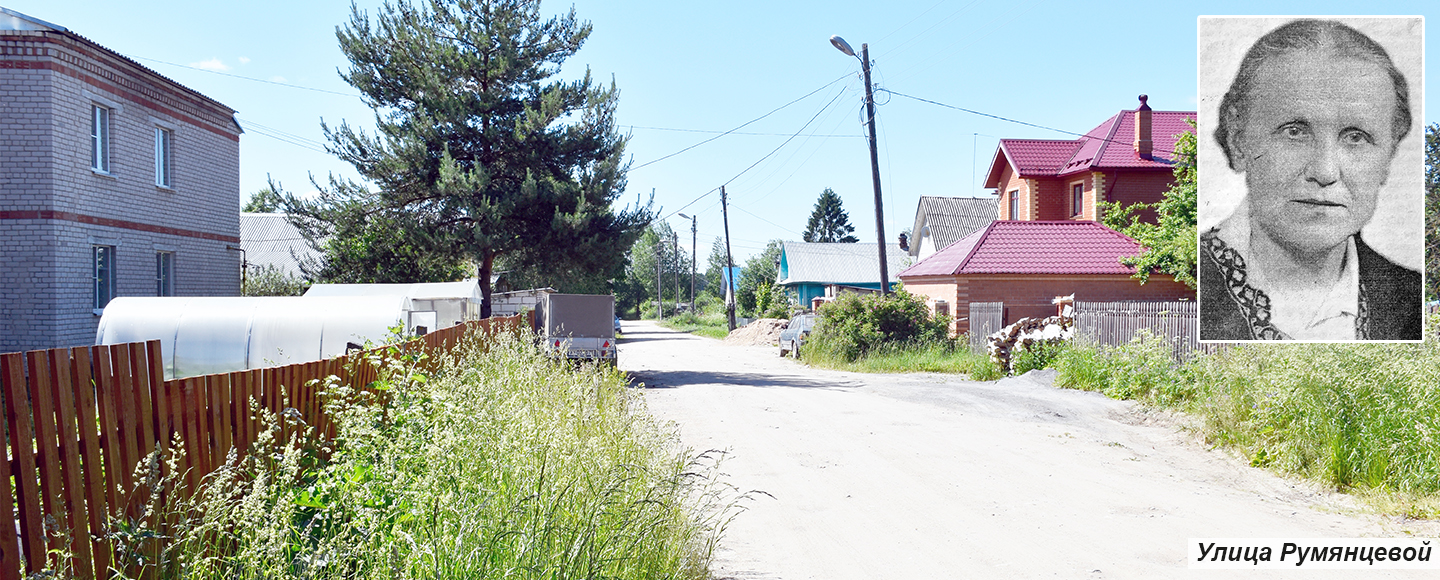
97,330,735,579
658,311,730,340
1052,334,1440,515
802,336,1004,380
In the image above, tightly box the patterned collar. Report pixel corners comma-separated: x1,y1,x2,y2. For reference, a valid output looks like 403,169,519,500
1203,203,1367,340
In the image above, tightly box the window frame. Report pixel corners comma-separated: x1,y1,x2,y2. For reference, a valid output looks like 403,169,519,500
154,127,173,188
94,245,116,313
1071,181,1085,218
91,105,111,173
155,251,174,296
1008,189,1019,220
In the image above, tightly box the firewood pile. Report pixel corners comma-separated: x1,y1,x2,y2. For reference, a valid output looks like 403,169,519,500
987,313,1074,374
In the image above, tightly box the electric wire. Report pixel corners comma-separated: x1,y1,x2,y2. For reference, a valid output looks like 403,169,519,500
123,53,362,97
630,72,851,172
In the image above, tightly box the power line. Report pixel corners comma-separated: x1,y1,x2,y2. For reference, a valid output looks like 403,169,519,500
630,72,852,172
623,125,860,138
124,54,362,98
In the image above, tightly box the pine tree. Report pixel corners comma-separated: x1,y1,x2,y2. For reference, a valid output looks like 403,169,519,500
802,188,859,243
287,0,652,314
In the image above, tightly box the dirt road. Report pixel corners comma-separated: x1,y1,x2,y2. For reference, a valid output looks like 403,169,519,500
619,321,1438,579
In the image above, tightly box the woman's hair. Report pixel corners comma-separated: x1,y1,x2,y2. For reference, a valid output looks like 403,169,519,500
1215,19,1411,171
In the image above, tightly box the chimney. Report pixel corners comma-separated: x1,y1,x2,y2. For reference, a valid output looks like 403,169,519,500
1134,94,1153,159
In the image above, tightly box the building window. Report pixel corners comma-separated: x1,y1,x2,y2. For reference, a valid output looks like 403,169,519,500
94,245,116,310
1072,182,1084,217
92,105,111,173
934,300,950,317
1008,190,1019,220
156,251,174,296
154,128,173,187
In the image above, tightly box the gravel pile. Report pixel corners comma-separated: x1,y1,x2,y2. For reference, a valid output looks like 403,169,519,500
723,318,789,346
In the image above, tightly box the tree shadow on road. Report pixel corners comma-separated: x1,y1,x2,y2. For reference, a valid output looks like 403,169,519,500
626,369,862,391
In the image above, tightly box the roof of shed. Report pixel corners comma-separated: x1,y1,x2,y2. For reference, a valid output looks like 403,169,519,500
778,242,908,285
908,196,997,257
239,213,323,278
897,220,1144,277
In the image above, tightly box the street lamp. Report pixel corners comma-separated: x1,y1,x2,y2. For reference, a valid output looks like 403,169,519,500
831,35,890,295
677,212,697,309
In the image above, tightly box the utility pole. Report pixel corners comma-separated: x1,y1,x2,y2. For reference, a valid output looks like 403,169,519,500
721,185,737,332
655,236,663,321
860,43,890,295
673,230,681,314
688,217,696,307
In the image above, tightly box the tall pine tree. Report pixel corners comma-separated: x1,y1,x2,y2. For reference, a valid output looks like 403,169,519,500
802,188,858,243
287,0,651,315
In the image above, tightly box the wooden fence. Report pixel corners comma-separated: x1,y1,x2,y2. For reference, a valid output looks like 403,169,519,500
0,314,528,579
967,302,1004,353
1072,300,1221,360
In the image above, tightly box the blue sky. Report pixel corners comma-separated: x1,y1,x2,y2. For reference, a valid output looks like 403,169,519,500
12,1,1436,265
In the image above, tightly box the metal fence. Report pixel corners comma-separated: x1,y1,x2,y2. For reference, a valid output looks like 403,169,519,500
968,302,1004,353
1072,300,1222,360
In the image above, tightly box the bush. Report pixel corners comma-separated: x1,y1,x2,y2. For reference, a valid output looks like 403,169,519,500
243,263,308,296
806,289,950,362
1052,330,1187,403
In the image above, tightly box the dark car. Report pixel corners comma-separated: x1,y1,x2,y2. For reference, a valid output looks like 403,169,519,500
778,314,817,358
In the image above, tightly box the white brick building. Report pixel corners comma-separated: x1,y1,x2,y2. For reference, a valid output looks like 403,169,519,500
0,8,242,353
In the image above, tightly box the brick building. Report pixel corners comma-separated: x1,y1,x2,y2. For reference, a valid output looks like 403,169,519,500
899,96,1197,335
0,8,242,353
982,95,1194,224
900,221,1194,335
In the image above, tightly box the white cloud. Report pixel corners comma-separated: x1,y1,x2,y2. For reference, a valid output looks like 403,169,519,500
238,56,251,65
189,58,229,72
269,76,287,83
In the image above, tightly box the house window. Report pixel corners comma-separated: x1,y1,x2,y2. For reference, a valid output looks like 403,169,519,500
934,300,950,317
1008,190,1019,220
91,105,111,173
94,245,116,310
156,251,174,296
154,128,173,187
1072,182,1084,217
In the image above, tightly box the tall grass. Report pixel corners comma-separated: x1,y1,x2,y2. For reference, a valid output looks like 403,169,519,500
802,336,1004,380
1052,334,1440,506
97,330,734,579
658,311,730,340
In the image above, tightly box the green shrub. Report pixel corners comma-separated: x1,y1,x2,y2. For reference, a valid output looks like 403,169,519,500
806,289,951,363
1011,340,1067,375
1052,330,1187,403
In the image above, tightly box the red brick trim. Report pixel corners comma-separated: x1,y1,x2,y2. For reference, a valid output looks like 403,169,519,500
0,210,239,243
0,34,240,142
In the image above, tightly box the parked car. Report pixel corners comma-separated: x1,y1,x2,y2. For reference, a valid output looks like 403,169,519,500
778,314,817,358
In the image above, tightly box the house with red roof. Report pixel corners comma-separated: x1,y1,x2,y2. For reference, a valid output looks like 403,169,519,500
983,95,1193,224
900,221,1193,335
897,96,1196,335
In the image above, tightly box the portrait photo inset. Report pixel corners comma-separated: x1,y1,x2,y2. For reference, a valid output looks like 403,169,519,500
1197,17,1424,342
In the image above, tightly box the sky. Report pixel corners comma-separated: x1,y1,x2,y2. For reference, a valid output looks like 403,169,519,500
11,0,1437,266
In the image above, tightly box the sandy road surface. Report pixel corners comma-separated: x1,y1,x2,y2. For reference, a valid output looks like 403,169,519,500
618,321,1438,579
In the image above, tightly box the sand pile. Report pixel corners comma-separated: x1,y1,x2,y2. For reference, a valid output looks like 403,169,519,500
723,318,789,346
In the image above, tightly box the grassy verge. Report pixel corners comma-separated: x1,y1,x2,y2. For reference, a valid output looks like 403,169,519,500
1052,333,1440,516
101,330,734,579
801,335,1005,380
657,311,730,340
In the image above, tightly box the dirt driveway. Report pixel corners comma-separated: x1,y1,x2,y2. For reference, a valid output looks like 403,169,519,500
618,321,1438,579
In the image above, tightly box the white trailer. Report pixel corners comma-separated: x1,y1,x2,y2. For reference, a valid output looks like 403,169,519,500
303,279,483,334
536,294,616,363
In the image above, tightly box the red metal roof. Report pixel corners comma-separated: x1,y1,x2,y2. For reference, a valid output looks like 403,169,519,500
897,220,1144,277
983,106,1196,187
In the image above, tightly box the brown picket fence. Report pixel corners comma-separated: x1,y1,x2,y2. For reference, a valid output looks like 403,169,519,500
0,313,529,579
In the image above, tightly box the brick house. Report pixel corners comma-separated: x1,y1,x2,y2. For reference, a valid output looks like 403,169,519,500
0,8,242,353
983,95,1194,224
900,221,1193,335
899,96,1196,335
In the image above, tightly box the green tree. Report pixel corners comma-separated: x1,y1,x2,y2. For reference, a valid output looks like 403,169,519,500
1425,123,1439,301
288,0,651,315
703,236,729,299
1100,122,1198,289
242,183,283,213
802,188,859,243
621,222,692,318
736,240,783,317
289,178,469,283
243,263,307,296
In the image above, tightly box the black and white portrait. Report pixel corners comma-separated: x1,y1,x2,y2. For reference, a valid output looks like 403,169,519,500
1197,17,1424,342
